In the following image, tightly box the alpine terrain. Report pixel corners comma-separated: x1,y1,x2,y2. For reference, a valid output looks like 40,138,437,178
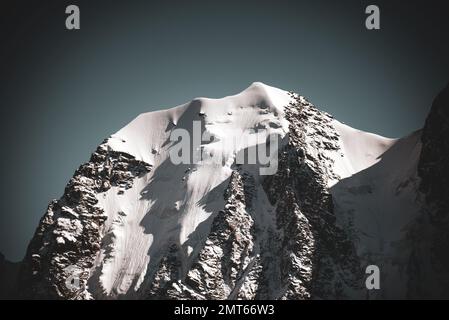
2,82,448,299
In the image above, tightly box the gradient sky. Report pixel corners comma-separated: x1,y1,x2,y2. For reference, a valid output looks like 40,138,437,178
0,0,448,261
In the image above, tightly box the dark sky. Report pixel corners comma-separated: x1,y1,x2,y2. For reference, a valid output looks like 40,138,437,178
0,0,448,261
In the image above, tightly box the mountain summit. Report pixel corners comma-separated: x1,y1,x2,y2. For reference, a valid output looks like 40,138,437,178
8,82,449,299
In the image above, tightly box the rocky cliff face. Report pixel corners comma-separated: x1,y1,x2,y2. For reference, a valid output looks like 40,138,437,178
6,82,449,299
19,143,151,299
260,94,363,299
419,84,449,206
407,83,449,298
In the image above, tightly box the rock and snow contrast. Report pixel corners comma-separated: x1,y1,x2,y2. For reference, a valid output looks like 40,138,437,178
3,82,449,299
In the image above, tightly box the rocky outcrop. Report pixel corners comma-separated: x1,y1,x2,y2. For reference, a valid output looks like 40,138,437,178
148,170,257,300
19,141,151,299
262,93,363,299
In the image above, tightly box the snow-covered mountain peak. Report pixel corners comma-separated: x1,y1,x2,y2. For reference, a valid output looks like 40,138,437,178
81,83,298,297
107,82,291,165
13,82,449,300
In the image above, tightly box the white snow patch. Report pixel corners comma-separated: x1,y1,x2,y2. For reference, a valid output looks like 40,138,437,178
330,120,397,185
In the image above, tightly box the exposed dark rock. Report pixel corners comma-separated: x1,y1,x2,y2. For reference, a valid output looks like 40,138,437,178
407,83,449,298
18,140,151,299
419,83,449,217
0,253,20,299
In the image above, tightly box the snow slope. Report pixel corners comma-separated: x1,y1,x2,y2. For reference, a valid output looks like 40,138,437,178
331,130,422,298
331,121,397,183
90,82,292,296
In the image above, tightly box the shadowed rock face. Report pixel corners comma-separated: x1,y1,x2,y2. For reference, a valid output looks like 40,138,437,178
407,83,449,298
0,253,19,299
2,83,448,299
419,83,449,215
